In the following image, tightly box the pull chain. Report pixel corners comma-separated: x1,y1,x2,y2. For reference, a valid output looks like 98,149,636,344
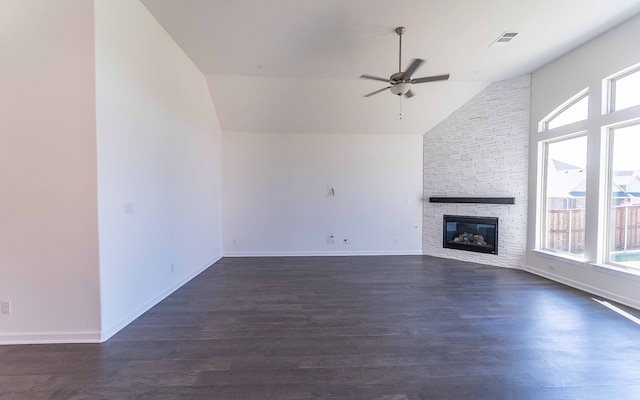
399,95,403,120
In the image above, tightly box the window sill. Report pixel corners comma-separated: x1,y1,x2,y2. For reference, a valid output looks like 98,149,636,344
591,263,640,282
532,249,586,267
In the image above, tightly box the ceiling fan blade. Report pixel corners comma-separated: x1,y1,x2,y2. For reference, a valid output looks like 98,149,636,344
403,58,425,79
405,89,415,98
411,74,450,84
360,74,390,83
364,86,391,97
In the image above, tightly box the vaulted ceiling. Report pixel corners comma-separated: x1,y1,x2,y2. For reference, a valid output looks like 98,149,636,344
141,0,640,135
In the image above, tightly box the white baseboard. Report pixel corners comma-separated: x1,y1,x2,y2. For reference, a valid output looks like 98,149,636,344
223,250,424,257
100,255,222,342
0,331,102,345
525,265,640,311
0,255,222,346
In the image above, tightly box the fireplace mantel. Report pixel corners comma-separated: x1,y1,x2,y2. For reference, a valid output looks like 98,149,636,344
429,197,515,205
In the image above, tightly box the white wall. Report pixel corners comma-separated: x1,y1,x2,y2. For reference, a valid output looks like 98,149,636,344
206,74,489,135
95,0,223,339
527,13,640,309
222,132,423,255
0,1,101,343
423,75,531,269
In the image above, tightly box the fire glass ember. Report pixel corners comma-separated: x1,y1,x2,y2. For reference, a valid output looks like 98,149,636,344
443,215,498,255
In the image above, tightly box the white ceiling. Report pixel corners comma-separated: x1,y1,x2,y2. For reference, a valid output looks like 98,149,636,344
141,0,640,135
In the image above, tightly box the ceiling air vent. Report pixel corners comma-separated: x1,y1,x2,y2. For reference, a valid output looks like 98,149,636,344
489,32,518,47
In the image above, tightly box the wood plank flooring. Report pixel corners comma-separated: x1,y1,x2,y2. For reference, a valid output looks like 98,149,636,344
2,255,640,399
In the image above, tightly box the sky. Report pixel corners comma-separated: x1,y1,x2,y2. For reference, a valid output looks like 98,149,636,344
612,124,640,171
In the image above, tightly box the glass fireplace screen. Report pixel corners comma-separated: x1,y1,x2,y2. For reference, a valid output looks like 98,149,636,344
443,215,498,255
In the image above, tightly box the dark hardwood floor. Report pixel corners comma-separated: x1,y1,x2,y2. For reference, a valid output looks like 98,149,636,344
2,256,640,399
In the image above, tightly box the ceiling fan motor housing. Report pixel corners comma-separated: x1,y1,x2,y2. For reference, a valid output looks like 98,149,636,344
390,72,406,82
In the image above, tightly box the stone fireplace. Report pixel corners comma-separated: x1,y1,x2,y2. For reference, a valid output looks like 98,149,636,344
423,75,530,268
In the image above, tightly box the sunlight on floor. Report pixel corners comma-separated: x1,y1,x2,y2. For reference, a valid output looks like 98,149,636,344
593,298,640,325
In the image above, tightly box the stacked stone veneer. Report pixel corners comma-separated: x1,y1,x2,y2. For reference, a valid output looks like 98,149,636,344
423,75,530,268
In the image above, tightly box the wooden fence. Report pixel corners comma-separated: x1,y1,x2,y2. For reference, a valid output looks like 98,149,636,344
612,205,640,251
547,205,640,253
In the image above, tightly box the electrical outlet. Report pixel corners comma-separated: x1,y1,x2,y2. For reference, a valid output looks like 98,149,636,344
393,238,398,245
1,301,11,314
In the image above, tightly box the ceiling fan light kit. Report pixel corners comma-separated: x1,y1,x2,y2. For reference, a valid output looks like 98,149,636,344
360,26,450,99
390,82,410,96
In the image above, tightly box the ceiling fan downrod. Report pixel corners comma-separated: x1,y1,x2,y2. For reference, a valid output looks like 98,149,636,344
396,26,405,73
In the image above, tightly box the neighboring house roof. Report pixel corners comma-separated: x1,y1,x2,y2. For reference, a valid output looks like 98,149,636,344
616,169,640,197
553,159,581,171
547,162,586,198
548,159,640,198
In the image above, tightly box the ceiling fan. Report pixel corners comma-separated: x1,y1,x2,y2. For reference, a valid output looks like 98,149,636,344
360,26,450,98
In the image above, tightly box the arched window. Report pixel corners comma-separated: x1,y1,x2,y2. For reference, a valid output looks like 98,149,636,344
535,63,640,270
539,89,589,132
536,90,590,258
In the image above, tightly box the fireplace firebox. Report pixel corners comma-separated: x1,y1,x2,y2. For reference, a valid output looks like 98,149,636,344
443,215,498,255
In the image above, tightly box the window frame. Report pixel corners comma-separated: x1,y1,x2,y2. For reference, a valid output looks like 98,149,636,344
606,63,640,114
603,119,640,270
537,132,588,259
539,89,589,132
